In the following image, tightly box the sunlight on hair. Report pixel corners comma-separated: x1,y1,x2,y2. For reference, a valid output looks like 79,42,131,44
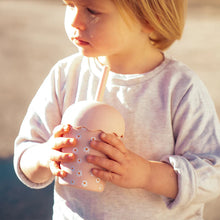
112,0,188,50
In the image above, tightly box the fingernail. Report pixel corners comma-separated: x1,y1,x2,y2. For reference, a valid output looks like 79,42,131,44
86,155,93,161
70,138,75,144
69,153,75,159
90,140,95,146
92,168,98,175
63,124,69,130
101,132,106,138
59,170,67,177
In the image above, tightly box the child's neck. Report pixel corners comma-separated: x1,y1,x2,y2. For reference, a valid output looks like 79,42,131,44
97,48,164,75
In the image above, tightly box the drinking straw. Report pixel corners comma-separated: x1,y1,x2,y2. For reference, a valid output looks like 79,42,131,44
95,65,110,102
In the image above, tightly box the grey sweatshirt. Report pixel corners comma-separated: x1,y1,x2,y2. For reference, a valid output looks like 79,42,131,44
14,53,220,219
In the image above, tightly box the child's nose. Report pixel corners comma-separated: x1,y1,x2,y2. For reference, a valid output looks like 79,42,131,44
70,8,86,31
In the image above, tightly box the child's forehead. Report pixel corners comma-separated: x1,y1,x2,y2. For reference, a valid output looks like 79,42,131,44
64,0,111,7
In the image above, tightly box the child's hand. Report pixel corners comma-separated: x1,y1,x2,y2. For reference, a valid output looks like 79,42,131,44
87,133,151,189
45,124,76,178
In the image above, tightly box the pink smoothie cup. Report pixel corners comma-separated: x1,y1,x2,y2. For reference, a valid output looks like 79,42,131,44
58,66,125,192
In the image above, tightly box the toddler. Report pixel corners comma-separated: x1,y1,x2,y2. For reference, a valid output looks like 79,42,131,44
14,0,220,219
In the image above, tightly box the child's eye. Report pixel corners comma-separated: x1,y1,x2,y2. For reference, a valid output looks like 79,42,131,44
87,8,100,15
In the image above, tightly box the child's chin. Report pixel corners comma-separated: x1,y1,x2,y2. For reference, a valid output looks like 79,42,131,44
77,49,99,58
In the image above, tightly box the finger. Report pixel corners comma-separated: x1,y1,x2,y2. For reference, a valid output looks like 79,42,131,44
100,133,127,154
92,168,121,184
49,161,67,177
90,140,124,162
50,150,75,162
53,137,76,150
87,155,123,175
53,124,72,138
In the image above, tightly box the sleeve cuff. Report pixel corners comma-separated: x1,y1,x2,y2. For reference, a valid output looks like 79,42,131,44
13,145,54,189
160,155,197,209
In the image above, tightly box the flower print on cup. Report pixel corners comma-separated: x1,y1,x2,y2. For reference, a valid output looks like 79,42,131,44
76,133,82,140
77,158,82,164
76,170,83,177
59,65,125,192
96,178,101,184
82,180,88,188
90,137,96,141
83,146,90,154
59,127,112,192
72,147,79,154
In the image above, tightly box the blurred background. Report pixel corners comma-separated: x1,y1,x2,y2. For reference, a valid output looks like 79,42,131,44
0,0,220,219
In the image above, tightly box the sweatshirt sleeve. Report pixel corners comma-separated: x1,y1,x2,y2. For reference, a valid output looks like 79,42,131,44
13,54,83,189
13,62,64,188
161,74,220,209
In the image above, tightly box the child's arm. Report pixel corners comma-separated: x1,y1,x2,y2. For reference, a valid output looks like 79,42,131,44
14,54,83,187
20,124,76,184
87,133,178,199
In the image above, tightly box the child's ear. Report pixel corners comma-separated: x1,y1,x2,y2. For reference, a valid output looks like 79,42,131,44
142,22,154,34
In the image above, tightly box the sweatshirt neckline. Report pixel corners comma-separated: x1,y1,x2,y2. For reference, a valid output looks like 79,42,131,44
87,55,171,86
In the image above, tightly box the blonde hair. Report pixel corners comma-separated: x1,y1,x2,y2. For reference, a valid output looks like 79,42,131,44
112,0,188,50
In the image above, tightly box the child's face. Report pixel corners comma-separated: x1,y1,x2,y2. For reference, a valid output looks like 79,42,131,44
64,0,149,59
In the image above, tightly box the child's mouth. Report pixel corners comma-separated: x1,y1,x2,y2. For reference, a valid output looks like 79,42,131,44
72,37,89,46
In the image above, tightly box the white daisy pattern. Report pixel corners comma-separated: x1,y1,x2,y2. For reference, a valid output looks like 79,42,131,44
96,178,101,183
81,180,88,188
60,128,105,191
76,170,82,177
77,158,82,164
72,147,79,154
90,137,96,141
83,146,90,153
76,133,82,140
